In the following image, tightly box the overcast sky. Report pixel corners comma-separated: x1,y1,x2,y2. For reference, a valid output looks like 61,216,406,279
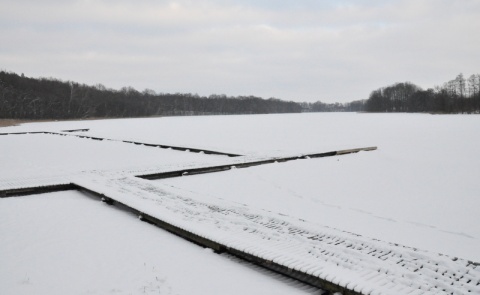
1,0,479,102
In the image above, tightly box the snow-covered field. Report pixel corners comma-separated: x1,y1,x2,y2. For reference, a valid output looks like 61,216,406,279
1,113,479,294
0,133,227,180
162,149,480,261
0,191,318,295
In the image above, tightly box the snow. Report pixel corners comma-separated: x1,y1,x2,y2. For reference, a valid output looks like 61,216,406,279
3,113,479,158
161,150,480,262
1,113,390,156
70,174,480,295
1,112,480,294
0,191,319,295
0,133,226,180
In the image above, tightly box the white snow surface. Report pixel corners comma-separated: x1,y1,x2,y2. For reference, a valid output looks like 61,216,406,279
0,133,227,180
1,113,480,294
162,150,480,262
0,113,409,156
68,174,480,295
0,191,319,295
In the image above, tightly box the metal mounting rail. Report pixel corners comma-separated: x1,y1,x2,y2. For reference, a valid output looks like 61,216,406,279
0,130,242,157
138,146,377,180
0,146,377,198
0,184,75,198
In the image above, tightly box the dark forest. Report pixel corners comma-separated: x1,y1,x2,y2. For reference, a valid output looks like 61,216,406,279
364,73,480,113
1,70,478,120
0,71,361,120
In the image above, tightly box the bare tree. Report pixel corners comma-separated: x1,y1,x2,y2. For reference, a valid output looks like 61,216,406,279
455,73,466,97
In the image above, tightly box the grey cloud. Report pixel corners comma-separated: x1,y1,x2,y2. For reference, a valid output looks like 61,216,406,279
1,0,479,102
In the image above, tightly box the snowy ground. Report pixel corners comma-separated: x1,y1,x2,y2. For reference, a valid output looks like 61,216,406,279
1,113,479,294
0,133,227,180
0,191,319,295
0,113,402,156
162,151,480,261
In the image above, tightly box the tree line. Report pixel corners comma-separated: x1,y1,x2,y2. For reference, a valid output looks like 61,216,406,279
0,70,361,120
365,73,480,113
301,100,365,112
4,70,474,119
